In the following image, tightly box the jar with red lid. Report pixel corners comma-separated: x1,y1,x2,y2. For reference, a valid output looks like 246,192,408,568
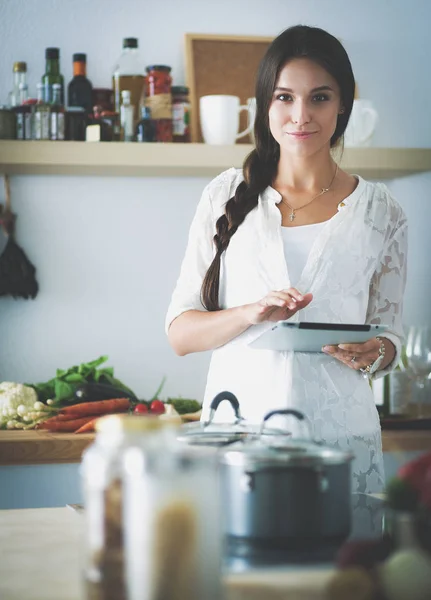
171,86,190,143
145,65,172,142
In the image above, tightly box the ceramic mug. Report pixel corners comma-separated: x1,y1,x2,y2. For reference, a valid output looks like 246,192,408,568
344,99,378,147
199,95,254,145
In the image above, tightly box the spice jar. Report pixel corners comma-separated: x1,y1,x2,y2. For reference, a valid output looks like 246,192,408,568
123,425,222,600
171,86,191,143
145,65,173,142
81,415,168,600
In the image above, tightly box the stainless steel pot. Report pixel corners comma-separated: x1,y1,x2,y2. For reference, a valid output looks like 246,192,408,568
220,409,354,549
177,391,287,448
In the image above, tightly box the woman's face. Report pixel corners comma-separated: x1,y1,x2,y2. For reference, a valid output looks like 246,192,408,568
268,58,342,157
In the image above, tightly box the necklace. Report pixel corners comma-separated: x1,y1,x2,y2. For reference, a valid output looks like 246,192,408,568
280,164,339,222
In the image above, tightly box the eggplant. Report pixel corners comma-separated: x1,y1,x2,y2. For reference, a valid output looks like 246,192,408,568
74,382,137,403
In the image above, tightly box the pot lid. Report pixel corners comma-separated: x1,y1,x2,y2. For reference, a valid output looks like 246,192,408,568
177,421,288,447
221,437,354,469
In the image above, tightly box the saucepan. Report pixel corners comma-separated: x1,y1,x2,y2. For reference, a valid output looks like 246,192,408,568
177,391,289,448
220,408,355,549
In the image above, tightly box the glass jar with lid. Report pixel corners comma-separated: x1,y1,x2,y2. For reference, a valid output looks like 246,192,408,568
81,414,171,600
171,86,190,143
122,424,222,600
145,65,173,142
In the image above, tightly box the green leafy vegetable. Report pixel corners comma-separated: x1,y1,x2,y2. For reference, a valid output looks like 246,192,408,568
27,356,136,407
167,398,201,415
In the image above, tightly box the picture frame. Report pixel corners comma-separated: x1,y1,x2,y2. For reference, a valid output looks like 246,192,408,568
184,33,273,143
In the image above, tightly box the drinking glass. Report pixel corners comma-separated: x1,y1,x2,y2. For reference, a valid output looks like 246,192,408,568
405,325,431,418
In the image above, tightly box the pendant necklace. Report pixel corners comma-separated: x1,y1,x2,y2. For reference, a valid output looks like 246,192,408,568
281,164,339,222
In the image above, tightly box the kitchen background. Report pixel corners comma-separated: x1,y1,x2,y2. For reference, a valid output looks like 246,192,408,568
0,0,430,405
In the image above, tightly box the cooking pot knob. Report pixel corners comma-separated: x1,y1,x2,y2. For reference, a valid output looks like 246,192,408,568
240,472,255,493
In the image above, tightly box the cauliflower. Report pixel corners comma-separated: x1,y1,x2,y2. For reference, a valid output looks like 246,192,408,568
0,382,52,429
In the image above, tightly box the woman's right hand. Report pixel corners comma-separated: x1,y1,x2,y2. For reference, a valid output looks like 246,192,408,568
244,288,313,325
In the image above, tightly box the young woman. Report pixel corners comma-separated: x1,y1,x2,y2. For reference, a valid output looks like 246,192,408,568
166,25,408,493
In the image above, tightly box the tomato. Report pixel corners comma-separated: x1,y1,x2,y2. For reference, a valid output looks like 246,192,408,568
150,400,165,415
133,403,149,414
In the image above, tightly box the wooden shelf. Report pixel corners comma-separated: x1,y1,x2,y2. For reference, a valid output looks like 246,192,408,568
0,141,430,179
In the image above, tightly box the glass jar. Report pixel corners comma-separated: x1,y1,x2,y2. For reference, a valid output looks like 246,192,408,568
171,86,190,143
145,65,173,142
80,415,168,600
123,429,222,600
92,88,115,113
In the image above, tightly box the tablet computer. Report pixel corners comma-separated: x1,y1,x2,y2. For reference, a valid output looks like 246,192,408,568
249,322,388,353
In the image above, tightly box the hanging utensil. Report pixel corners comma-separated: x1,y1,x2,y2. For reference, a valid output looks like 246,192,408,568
0,174,38,299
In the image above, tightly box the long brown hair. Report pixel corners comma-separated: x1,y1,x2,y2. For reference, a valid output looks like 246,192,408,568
201,25,355,311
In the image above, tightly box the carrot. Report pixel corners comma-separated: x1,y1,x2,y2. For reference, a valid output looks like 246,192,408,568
39,416,96,432
37,413,84,427
74,417,99,434
59,398,130,418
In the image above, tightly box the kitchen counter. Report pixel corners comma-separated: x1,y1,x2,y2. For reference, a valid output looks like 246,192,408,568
1,428,430,466
0,506,334,600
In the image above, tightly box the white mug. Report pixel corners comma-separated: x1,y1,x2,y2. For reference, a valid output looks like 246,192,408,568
344,99,378,147
200,95,254,145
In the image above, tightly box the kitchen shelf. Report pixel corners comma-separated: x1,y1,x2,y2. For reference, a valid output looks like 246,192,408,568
0,141,430,179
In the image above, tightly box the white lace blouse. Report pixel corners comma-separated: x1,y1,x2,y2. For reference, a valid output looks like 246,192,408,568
166,168,408,493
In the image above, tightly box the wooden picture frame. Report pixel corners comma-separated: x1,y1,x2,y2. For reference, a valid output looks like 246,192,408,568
184,33,273,143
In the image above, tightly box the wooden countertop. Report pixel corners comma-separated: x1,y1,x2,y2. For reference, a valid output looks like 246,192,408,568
0,429,430,466
0,430,95,465
0,507,332,600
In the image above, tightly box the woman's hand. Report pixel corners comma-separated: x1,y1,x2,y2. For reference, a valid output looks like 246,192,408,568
322,337,394,372
245,288,313,325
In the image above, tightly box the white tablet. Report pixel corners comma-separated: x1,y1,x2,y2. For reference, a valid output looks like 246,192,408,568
249,322,388,353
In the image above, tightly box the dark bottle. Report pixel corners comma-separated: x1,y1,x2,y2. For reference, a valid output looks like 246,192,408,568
67,53,93,116
50,83,65,141
136,106,156,142
42,47,64,105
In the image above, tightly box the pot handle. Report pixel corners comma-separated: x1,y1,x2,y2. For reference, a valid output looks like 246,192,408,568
260,408,313,439
204,391,243,427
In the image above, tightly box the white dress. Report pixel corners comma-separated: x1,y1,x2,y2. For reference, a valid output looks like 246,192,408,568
166,168,408,493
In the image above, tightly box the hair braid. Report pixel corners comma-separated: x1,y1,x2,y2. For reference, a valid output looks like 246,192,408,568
201,149,278,311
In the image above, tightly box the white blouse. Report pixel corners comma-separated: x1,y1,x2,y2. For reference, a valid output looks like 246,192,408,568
281,221,328,287
166,168,408,493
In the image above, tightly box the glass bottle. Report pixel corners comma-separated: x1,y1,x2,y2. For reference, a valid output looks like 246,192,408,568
34,82,50,140
172,86,191,142
112,38,145,128
135,106,156,142
42,47,64,105
13,83,30,140
50,83,65,141
120,90,134,142
67,53,93,117
145,65,173,142
9,62,27,107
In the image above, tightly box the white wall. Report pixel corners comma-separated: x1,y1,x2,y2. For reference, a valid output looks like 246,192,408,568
0,0,430,401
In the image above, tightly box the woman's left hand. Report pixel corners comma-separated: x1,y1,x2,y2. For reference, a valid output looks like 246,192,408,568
322,337,385,371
